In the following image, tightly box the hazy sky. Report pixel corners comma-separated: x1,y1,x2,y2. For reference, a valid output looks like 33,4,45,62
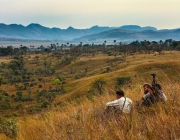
0,0,180,29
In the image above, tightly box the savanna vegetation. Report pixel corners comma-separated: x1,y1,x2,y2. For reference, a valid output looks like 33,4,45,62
0,39,180,139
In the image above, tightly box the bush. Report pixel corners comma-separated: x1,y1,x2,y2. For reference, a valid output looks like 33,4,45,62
116,76,131,87
29,106,41,114
0,119,18,138
74,73,86,79
15,91,23,101
1,103,11,110
16,102,24,109
41,101,50,108
91,77,106,95
87,89,95,102
0,95,11,110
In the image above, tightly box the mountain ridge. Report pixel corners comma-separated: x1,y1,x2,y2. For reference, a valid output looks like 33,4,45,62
0,23,159,41
74,28,180,42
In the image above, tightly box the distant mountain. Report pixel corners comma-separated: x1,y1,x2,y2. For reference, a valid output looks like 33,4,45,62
0,23,116,41
119,25,157,31
74,28,180,42
0,23,158,41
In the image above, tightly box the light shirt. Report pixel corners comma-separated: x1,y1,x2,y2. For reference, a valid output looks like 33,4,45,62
158,90,167,102
143,93,151,100
106,97,132,113
143,90,167,102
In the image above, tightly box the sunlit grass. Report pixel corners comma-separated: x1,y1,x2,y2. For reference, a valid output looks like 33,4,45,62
1,52,180,139
0,83,175,139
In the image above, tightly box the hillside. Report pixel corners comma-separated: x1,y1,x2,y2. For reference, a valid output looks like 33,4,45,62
0,51,180,139
74,28,180,42
0,24,157,41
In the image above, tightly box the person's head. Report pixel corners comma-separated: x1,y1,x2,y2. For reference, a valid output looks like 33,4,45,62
143,83,153,94
155,84,162,90
116,90,124,99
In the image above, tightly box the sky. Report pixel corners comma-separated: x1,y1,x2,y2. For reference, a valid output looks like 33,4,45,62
0,0,180,29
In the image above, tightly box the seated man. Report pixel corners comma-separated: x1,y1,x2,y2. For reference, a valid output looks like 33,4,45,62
142,83,167,106
142,83,156,106
106,90,132,114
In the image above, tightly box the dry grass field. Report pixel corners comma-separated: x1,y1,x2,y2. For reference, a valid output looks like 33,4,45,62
0,51,180,139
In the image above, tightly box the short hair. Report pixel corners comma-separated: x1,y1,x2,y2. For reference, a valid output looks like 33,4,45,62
143,83,151,88
116,90,124,97
143,83,153,91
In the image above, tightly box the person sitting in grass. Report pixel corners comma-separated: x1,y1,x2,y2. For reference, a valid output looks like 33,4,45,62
106,90,133,114
142,83,153,105
142,83,167,106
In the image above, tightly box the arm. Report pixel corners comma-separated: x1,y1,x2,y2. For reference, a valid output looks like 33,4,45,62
142,93,151,100
106,99,119,107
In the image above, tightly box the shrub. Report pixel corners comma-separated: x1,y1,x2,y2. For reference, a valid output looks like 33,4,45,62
16,102,24,109
87,89,95,102
0,119,18,138
29,106,41,114
91,77,106,95
74,73,86,79
41,101,50,108
15,91,23,101
116,76,131,87
0,95,11,110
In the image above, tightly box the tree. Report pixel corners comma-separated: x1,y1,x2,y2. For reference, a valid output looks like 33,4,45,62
114,40,116,45
42,56,47,71
50,66,55,74
8,56,25,73
51,78,62,91
80,42,83,47
61,44,64,51
20,46,28,55
70,61,75,74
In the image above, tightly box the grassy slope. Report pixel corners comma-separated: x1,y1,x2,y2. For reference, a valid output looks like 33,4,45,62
1,51,180,139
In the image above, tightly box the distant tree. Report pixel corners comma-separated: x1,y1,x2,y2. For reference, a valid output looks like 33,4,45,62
67,42,69,47
61,44,64,51
70,61,75,74
42,56,47,70
20,46,28,55
114,40,116,45
172,41,179,50
51,78,62,91
8,56,25,72
104,40,106,45
80,42,83,47
159,40,163,45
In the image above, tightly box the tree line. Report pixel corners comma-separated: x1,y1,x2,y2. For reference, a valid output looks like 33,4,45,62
1,39,180,57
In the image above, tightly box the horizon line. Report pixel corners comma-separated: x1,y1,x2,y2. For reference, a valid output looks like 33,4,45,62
1,22,179,30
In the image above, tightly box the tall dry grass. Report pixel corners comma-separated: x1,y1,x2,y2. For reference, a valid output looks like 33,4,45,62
1,52,180,139
1,81,179,140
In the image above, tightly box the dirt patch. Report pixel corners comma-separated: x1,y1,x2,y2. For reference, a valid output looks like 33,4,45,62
0,56,12,63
